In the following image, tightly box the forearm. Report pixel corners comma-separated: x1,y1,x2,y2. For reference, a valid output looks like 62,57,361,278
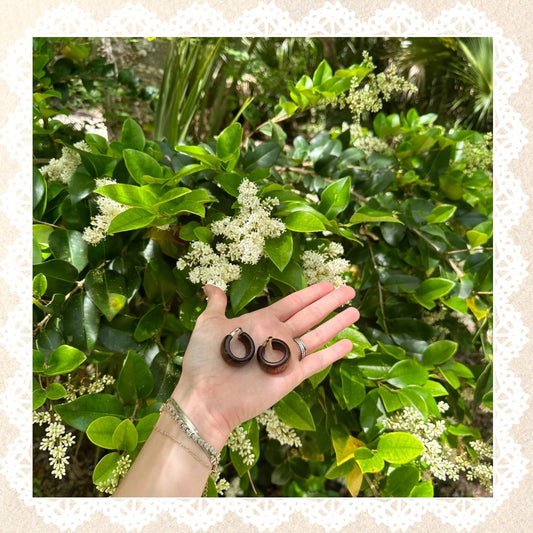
113,401,224,498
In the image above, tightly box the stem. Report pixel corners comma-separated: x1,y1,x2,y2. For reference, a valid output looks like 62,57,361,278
367,240,389,335
410,227,464,278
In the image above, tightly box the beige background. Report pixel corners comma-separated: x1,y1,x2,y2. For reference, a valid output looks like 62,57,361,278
1,1,531,531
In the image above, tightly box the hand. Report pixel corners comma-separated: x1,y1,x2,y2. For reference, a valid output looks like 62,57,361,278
172,282,360,451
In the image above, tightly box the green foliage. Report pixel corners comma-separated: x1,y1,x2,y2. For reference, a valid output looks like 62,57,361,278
33,39,492,498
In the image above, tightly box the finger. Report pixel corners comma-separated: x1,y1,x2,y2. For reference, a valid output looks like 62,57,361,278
298,307,359,353
298,339,353,381
287,285,356,335
201,284,228,316
269,282,335,321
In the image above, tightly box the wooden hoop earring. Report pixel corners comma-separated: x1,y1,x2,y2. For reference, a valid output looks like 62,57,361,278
221,327,255,365
257,337,291,374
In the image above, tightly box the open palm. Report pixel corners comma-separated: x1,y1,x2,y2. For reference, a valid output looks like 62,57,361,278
172,282,360,451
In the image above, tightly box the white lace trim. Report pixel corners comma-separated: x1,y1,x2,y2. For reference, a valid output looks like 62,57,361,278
0,1,528,531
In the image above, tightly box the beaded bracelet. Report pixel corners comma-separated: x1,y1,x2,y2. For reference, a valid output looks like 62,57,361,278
160,398,220,475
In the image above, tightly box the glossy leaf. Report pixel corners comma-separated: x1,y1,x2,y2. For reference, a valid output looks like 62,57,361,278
354,447,385,473
87,416,122,449
107,207,156,233
85,268,128,322
349,206,402,225
422,340,458,367
230,263,269,313
274,391,315,431
120,118,145,151
123,148,163,184
55,393,125,431
284,211,326,232
319,177,351,219
264,231,293,271
377,432,424,464
386,359,429,388
112,418,139,452
134,304,165,342
48,229,88,272
44,345,87,376
116,350,154,405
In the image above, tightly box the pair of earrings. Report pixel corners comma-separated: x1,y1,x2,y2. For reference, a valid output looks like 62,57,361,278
221,327,295,374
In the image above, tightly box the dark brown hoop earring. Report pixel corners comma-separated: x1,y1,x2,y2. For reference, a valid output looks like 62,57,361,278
256,337,291,374
221,327,255,365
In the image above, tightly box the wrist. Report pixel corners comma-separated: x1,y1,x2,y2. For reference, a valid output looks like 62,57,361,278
171,383,232,453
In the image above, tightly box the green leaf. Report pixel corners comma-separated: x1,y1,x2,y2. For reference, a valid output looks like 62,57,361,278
274,391,315,431
46,382,67,400
133,304,165,342
264,231,293,271
96,183,159,208
319,177,351,219
414,278,455,309
354,447,385,473
467,229,490,247
216,122,242,162
120,118,145,151
377,431,423,464
348,206,402,225
92,451,121,485
85,269,128,322
312,59,333,86
422,340,458,367
230,262,269,313
284,211,326,232
385,464,420,496
386,359,429,388
44,345,87,376
55,394,125,431
339,363,366,409
48,229,88,272
107,207,156,234
112,418,139,452
87,416,122,449
426,204,457,224
174,145,221,169
33,350,45,373
409,480,434,497
33,385,47,410
62,292,100,352
33,273,47,297
136,412,160,442
116,350,154,404
243,142,281,171
123,148,163,184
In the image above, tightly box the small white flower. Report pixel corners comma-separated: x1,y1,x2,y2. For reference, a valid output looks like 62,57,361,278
302,242,349,287
227,425,255,466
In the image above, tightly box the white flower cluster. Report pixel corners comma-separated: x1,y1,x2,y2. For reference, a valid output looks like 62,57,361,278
460,132,493,178
176,241,241,292
176,179,285,291
350,123,393,158
336,52,417,124
256,409,302,448
211,470,230,495
226,425,255,466
33,410,52,426
64,372,116,401
222,476,244,497
95,454,132,495
38,420,76,479
40,141,90,184
382,406,493,492
302,242,349,288
82,178,127,245
210,179,285,264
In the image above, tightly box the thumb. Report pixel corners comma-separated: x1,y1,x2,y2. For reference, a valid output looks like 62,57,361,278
202,284,228,316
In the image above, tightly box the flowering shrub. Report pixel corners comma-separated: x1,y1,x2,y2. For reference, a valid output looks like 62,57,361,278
33,45,492,497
